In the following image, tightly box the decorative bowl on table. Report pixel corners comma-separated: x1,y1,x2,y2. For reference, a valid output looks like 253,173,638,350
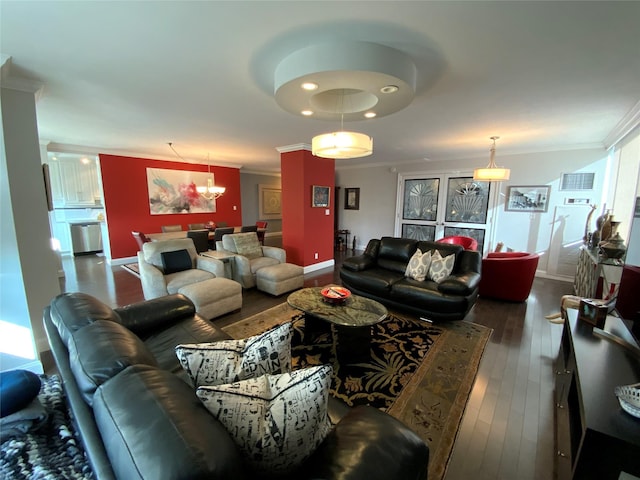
615,383,640,418
320,286,351,305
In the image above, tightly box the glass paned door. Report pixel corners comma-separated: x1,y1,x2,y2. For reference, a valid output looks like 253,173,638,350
443,177,490,252
396,173,492,252
445,178,490,224
400,177,440,241
402,178,440,221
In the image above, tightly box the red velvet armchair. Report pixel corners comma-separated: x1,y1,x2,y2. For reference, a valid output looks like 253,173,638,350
479,252,540,302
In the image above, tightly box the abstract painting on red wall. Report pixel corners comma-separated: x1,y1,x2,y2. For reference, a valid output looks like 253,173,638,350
146,167,217,214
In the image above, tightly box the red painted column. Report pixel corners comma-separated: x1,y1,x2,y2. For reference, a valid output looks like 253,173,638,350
280,147,334,267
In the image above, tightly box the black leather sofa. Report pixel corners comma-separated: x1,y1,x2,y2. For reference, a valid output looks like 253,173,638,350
340,237,481,321
43,292,429,480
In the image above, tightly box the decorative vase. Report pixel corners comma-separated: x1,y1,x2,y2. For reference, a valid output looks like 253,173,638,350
609,220,622,238
598,210,613,244
600,232,627,260
595,210,608,230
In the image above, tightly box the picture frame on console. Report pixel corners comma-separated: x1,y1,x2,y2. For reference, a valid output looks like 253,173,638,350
312,185,330,207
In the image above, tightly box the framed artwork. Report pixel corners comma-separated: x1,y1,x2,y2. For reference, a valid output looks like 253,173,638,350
146,167,217,215
259,184,282,219
344,187,360,210
505,185,550,213
312,185,330,207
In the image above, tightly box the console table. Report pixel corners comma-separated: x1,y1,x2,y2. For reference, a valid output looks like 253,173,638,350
554,309,640,479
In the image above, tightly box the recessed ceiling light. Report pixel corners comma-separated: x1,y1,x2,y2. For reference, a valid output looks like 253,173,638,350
380,85,399,94
364,112,377,119
301,82,318,91
301,110,314,116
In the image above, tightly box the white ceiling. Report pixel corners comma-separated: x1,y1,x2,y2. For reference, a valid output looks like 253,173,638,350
2,1,639,172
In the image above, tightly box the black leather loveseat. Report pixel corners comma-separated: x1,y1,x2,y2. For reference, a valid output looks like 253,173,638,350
44,292,429,480
340,237,481,321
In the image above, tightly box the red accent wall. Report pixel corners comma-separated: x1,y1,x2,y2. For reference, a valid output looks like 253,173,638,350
99,154,242,260
281,149,334,266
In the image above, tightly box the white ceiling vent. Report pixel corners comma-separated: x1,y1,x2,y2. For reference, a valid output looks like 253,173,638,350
560,172,595,191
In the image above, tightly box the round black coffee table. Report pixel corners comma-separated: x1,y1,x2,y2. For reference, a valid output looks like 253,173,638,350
287,286,387,363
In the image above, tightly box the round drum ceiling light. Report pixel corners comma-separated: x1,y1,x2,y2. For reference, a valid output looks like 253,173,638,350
312,131,373,159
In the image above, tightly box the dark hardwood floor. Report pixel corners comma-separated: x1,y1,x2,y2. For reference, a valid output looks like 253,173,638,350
58,251,574,480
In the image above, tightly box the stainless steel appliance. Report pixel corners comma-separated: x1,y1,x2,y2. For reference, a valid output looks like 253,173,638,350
70,222,103,255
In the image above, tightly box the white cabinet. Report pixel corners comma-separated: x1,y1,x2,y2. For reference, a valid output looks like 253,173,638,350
51,217,72,255
48,154,102,207
47,161,65,208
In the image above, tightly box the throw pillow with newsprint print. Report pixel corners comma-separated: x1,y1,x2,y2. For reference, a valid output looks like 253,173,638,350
197,365,333,476
175,322,292,387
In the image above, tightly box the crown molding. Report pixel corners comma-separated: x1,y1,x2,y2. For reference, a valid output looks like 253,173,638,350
239,168,281,177
276,143,311,154
46,143,243,169
603,99,640,150
0,55,44,98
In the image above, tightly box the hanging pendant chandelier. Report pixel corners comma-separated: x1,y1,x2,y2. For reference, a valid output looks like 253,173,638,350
311,90,373,159
197,154,225,200
473,136,510,181
312,130,373,159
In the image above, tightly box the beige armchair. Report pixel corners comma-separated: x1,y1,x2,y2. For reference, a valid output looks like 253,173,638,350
138,238,225,299
216,232,286,288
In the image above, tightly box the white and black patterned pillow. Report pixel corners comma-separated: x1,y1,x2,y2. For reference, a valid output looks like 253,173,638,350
405,248,432,281
196,365,333,476
175,322,292,387
427,249,455,283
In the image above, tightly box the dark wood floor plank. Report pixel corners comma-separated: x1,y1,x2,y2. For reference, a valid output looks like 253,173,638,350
498,409,524,479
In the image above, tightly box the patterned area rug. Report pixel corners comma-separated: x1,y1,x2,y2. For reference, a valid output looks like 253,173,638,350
0,375,95,479
223,302,492,480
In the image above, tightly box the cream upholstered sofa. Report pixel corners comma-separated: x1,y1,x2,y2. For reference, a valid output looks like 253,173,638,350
138,238,226,299
215,232,286,288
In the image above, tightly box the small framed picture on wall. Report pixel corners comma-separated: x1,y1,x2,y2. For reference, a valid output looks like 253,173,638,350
344,187,360,210
312,185,330,207
505,185,550,213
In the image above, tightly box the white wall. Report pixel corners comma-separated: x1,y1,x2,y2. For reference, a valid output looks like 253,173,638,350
617,128,640,266
1,81,61,372
334,164,400,249
610,127,640,241
336,147,609,280
240,171,282,233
